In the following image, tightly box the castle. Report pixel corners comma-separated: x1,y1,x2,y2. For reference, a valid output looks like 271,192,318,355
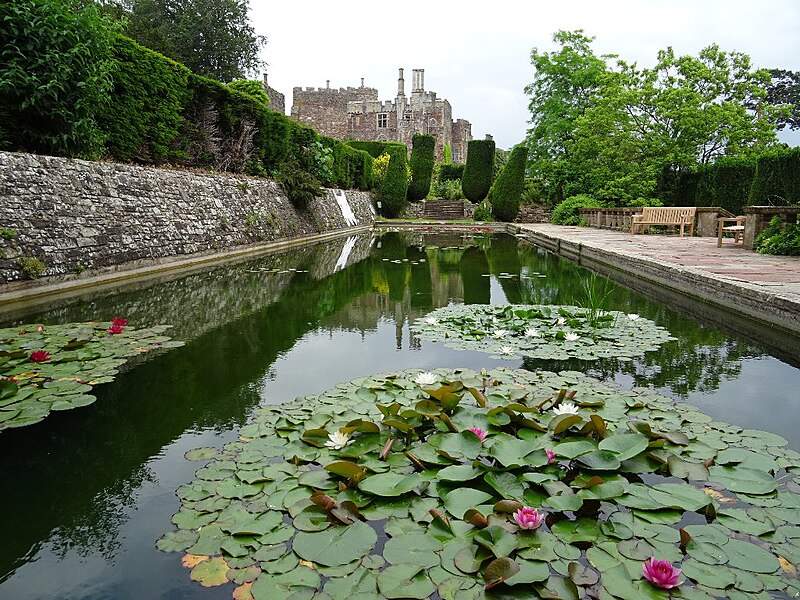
289,68,473,163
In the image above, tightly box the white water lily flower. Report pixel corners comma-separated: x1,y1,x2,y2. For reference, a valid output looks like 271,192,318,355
492,329,508,338
552,402,579,416
325,431,352,450
557,317,567,325
413,371,438,386
491,316,499,324
627,313,640,321
524,328,540,338
424,317,438,325
498,346,515,355
565,332,580,342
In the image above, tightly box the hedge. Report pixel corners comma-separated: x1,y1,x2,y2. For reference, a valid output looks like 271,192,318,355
99,36,373,189
749,147,800,206
694,156,756,216
462,139,495,202
408,134,435,201
488,145,527,222
439,164,464,182
376,143,409,218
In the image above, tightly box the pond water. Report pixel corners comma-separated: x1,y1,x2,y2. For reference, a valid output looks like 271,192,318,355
0,230,798,599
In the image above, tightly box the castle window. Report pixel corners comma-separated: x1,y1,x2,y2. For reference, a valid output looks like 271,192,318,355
403,112,412,121
452,148,461,162
377,113,388,128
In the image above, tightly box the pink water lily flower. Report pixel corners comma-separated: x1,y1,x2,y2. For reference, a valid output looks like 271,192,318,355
111,317,128,327
29,350,51,363
467,426,487,442
545,448,556,464
108,324,125,335
513,506,543,530
642,557,682,589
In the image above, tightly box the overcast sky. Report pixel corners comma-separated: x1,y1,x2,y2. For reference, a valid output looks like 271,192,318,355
249,0,800,150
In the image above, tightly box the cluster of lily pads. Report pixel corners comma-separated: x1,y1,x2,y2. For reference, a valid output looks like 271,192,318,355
0,320,184,430
159,367,800,599
409,305,675,361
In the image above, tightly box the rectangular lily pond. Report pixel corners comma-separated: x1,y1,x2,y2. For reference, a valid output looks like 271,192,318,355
0,230,799,599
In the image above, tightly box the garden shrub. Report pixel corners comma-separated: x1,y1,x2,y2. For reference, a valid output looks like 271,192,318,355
749,147,800,206
754,215,800,255
461,139,495,202
473,201,493,222
434,179,465,200
625,197,663,208
99,36,190,163
377,144,409,218
488,145,527,222
407,134,435,201
345,141,392,158
0,0,117,158
276,161,323,209
439,163,465,182
227,79,269,106
551,194,604,225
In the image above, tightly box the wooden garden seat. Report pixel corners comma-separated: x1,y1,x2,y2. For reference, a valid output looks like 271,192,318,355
631,207,697,237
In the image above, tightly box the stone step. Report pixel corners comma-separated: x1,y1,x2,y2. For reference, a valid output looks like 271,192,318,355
422,200,466,220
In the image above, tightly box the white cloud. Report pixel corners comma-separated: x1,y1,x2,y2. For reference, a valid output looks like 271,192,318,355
250,0,800,149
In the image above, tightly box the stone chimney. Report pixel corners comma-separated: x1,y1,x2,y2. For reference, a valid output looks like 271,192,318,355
360,77,364,87
326,80,330,89
397,68,405,97
412,69,424,93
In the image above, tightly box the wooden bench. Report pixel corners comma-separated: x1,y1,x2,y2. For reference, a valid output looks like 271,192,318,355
631,207,696,237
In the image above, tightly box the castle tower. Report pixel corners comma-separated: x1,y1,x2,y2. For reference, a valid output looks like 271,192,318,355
412,69,425,93
396,68,406,115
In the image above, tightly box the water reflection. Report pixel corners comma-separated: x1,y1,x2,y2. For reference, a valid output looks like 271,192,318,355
0,230,797,599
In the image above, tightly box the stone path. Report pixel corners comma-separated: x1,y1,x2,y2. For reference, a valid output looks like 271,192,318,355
514,224,800,336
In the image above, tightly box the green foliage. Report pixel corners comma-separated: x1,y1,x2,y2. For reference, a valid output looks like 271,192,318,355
16,256,47,279
433,179,465,200
462,139,495,202
551,194,603,225
408,134,435,201
764,69,800,131
748,147,800,205
125,0,266,83
473,201,493,222
345,140,394,158
443,142,452,164
625,197,663,208
377,144,409,218
439,164,464,182
488,145,528,222
227,79,269,106
276,161,323,209
754,215,800,255
0,0,118,157
0,228,17,240
98,36,190,162
694,156,756,215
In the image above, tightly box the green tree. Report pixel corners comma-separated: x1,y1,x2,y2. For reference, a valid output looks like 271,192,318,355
125,0,266,82
524,30,611,202
0,0,117,157
569,44,780,201
228,79,270,106
764,69,800,131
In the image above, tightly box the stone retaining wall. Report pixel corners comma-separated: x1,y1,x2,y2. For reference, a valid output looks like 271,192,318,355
0,151,375,286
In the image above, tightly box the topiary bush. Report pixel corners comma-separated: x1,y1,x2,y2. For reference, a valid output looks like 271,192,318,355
462,139,495,202
408,134,435,201
551,194,604,225
439,163,464,182
488,145,528,222
377,144,409,218
0,0,117,158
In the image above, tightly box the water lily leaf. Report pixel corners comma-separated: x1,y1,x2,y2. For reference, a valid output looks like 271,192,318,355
724,538,780,573
576,450,621,471
554,439,597,459
544,493,583,512
503,558,550,585
438,464,483,482
550,519,601,544
156,529,199,552
474,525,518,558
598,433,649,461
484,471,525,501
189,556,229,587
436,431,482,461
708,465,777,495
537,574,580,600
323,568,379,599
484,557,521,589
185,448,220,461
383,533,443,568
443,488,494,519
489,436,544,468
667,456,709,481
550,414,583,435
681,558,737,588
454,544,491,574
376,564,435,599
648,483,714,512
358,472,422,497
217,478,263,499
568,561,599,586
292,520,377,567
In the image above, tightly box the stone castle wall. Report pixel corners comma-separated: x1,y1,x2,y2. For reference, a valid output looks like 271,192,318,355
291,85,379,139
0,151,375,286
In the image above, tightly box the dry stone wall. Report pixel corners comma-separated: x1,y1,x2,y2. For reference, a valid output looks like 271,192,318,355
0,152,375,285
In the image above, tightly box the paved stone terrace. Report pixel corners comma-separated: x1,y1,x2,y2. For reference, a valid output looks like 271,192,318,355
514,224,800,337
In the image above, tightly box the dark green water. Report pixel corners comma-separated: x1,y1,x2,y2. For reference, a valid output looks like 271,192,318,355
0,230,797,599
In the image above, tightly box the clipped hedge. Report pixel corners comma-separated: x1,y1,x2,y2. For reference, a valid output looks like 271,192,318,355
439,163,464,182
462,139,495,202
694,156,756,216
377,143,409,218
749,147,800,205
99,36,191,163
551,194,604,225
408,134,435,201
488,145,527,222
